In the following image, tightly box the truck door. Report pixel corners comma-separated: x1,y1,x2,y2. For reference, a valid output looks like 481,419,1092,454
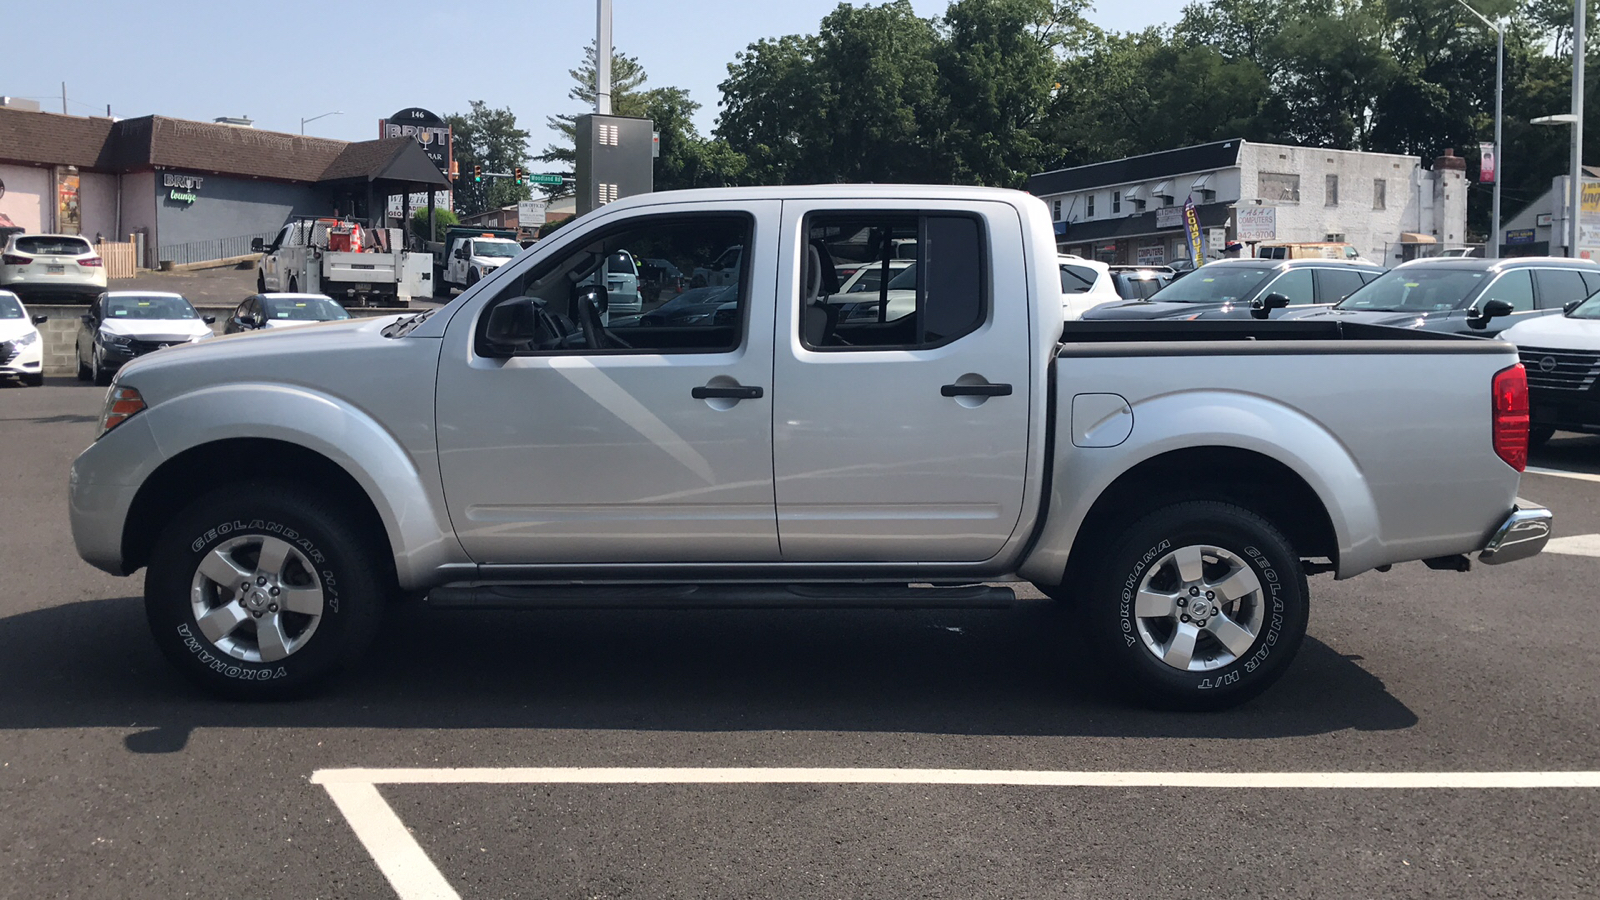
770,202,1033,562
435,203,781,564
263,225,291,289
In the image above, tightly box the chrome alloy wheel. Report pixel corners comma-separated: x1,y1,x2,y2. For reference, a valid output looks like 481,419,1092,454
189,534,324,663
1133,544,1265,672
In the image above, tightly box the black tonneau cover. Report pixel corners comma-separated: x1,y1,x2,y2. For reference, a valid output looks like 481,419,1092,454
1056,319,1510,356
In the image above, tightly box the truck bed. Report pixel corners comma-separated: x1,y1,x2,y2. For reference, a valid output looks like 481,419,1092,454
1057,318,1504,350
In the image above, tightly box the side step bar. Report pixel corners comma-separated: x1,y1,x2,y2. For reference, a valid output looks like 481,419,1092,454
426,582,1018,611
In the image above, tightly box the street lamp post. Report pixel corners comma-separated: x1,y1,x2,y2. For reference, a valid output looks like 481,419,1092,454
1455,0,1503,258
300,110,343,135
1533,114,1580,254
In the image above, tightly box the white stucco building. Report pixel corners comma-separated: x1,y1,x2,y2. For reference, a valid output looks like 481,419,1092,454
1028,139,1470,266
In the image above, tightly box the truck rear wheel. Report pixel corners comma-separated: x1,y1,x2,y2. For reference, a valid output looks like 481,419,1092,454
1083,500,1308,711
143,481,388,700
257,271,267,293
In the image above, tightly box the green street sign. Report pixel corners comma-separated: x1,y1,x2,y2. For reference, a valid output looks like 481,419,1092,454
527,173,565,185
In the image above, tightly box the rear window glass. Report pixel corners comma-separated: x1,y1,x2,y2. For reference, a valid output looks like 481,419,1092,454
15,236,93,255
1060,265,1100,294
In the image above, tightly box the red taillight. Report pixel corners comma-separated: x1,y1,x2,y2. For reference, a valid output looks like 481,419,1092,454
1492,363,1529,472
78,256,103,267
1,254,30,266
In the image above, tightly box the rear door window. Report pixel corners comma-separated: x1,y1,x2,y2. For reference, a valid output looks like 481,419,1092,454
1533,268,1590,309
1479,270,1535,312
1316,269,1368,303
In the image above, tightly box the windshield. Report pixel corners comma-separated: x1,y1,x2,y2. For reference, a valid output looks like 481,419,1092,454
1336,268,1486,312
105,294,197,320
1569,292,1600,319
262,296,350,321
0,293,23,319
1147,266,1275,303
474,240,520,259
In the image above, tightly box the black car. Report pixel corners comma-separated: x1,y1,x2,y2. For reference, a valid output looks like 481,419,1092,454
1083,258,1384,321
1284,257,1600,337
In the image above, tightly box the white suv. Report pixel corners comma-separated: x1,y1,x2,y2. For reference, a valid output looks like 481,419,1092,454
0,234,107,303
1057,255,1123,320
0,290,48,386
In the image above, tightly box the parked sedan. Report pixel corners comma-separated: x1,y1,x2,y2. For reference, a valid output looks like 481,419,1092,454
635,285,738,326
1083,258,1383,321
0,290,48,386
1498,289,1600,446
225,293,351,334
1286,257,1600,337
0,233,107,303
76,291,214,386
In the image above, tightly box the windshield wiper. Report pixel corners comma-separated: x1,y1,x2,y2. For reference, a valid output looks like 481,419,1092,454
382,309,435,338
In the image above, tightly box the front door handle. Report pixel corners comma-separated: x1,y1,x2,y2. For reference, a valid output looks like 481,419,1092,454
693,384,764,400
941,383,1012,398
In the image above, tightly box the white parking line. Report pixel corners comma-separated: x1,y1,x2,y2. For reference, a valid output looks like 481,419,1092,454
311,766,1600,900
1544,533,1600,557
1526,465,1600,483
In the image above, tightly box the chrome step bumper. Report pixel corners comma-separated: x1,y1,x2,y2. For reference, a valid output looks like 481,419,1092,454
1478,499,1554,566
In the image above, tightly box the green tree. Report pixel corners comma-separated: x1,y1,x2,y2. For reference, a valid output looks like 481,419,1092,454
447,101,532,217
410,207,458,243
716,34,829,184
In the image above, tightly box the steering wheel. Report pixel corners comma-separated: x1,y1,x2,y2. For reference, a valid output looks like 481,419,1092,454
575,297,632,350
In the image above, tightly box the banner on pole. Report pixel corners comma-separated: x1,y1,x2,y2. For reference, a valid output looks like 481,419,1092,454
1479,142,1496,184
1183,198,1203,268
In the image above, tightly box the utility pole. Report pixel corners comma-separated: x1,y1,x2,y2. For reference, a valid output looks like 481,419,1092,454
1572,0,1586,258
61,82,66,114
596,0,612,115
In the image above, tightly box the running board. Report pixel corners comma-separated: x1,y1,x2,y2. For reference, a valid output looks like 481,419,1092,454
426,582,1018,610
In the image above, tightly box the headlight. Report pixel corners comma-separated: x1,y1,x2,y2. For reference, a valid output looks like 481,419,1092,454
98,331,131,346
15,331,37,347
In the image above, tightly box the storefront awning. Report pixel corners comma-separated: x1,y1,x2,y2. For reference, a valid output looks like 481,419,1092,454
1399,232,1437,244
317,138,450,197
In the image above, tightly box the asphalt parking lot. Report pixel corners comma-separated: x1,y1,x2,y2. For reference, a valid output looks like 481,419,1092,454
2,378,1598,899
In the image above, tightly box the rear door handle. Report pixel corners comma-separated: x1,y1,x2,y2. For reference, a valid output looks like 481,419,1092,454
941,383,1012,397
693,384,764,400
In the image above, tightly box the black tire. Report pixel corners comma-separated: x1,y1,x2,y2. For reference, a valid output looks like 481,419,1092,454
466,269,480,289
1529,425,1555,450
257,271,267,293
92,349,112,387
143,481,389,699
287,277,299,294
76,352,91,382
22,373,42,387
1083,500,1309,711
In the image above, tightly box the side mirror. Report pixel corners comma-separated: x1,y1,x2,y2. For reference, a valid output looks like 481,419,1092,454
574,282,609,315
1468,299,1514,330
1250,292,1291,320
454,248,468,260
80,314,92,325
31,314,48,325
251,238,265,252
483,297,542,355
1565,300,1583,315
202,315,216,325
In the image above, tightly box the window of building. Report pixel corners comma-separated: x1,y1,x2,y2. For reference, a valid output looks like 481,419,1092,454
1052,199,1061,221
1373,178,1386,210
1112,191,1122,214
1087,194,1095,217
1325,174,1339,207
476,214,751,356
802,212,986,351
1259,172,1300,203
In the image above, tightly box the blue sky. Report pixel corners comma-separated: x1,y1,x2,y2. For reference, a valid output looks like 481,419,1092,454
4,0,1189,152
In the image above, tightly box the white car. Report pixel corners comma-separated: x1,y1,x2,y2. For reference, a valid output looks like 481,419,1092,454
837,259,914,296
603,250,642,315
75,291,214,386
0,290,48,386
224,293,352,334
1058,255,1124,319
1498,291,1600,446
0,234,107,303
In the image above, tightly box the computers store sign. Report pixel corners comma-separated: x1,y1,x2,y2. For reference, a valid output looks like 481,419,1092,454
164,173,203,204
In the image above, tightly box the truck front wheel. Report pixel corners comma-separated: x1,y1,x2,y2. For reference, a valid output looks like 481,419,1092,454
1084,500,1308,711
143,482,388,699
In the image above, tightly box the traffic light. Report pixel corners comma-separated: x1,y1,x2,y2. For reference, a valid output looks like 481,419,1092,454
514,166,524,185
472,165,482,184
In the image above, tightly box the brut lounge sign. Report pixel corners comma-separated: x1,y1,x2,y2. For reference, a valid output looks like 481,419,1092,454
163,172,203,204
381,107,453,218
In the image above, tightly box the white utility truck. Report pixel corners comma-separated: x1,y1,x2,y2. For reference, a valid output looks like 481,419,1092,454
253,217,431,307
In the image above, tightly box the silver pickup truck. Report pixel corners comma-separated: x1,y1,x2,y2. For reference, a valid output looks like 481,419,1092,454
69,185,1551,710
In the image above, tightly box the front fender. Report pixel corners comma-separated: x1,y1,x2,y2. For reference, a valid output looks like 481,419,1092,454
139,383,466,589
1018,390,1383,585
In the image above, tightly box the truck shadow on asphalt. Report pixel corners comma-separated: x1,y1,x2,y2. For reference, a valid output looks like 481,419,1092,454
0,596,1417,754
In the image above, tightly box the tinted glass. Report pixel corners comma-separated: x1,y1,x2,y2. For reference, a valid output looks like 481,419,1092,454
922,216,983,343
1533,269,1590,309
262,296,351,320
104,294,197,319
1265,269,1315,305
15,236,92,255
1317,269,1368,303
1060,264,1100,293
1148,265,1275,304
1581,271,1600,296
1479,270,1534,312
0,293,23,318
481,215,750,354
1337,269,1487,312
1569,293,1600,319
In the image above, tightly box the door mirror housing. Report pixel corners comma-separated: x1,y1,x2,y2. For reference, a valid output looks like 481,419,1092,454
1565,299,1583,315
80,314,93,325
251,237,265,252
574,282,609,315
31,314,48,325
454,247,469,260
1250,292,1291,320
1467,298,1515,329
202,315,217,325
483,297,541,356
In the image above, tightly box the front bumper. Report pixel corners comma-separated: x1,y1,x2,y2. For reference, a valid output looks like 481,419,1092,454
0,337,43,375
1478,499,1554,566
